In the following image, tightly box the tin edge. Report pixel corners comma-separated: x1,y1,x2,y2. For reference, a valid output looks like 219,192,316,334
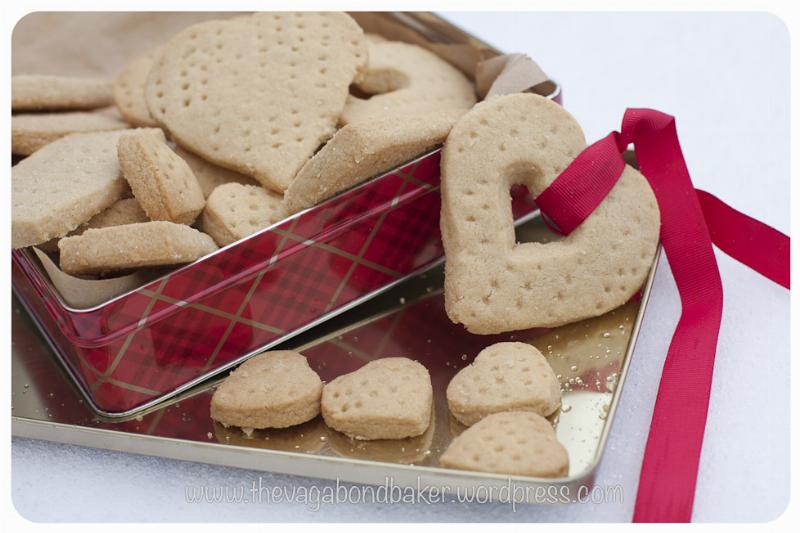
572,244,663,479
11,416,597,503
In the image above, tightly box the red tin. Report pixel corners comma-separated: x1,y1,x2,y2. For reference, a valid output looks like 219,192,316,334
11,14,562,416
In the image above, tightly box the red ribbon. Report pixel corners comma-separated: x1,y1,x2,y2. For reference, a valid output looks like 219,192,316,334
535,109,790,522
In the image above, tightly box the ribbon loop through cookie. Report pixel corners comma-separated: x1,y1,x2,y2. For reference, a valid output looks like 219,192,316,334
534,108,789,522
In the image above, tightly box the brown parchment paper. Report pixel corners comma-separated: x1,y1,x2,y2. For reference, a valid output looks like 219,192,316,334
475,53,549,98
13,12,551,309
32,248,153,309
12,12,237,77
350,13,549,95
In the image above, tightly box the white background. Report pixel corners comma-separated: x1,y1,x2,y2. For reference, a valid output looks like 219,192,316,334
11,12,790,522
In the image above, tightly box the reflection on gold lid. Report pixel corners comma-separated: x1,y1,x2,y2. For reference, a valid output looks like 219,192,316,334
213,416,327,453
448,412,467,439
326,407,435,465
449,406,559,439
522,301,637,391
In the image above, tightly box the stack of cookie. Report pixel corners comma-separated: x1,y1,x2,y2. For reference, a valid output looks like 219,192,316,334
11,75,129,156
211,341,570,478
11,12,477,280
12,125,218,275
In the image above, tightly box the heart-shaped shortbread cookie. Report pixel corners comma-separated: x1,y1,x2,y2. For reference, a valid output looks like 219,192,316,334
210,350,323,429
440,411,569,477
441,93,660,333
145,12,367,192
340,40,476,125
321,357,433,440
447,342,561,426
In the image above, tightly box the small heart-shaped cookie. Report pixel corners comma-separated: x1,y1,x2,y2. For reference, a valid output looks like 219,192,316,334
210,350,323,429
145,12,368,192
440,411,569,477
447,342,561,426
321,357,433,440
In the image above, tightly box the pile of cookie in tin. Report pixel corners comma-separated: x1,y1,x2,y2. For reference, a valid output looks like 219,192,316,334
11,12,662,477
11,12,474,266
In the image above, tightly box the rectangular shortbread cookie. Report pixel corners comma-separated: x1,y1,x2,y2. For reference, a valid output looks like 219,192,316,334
12,110,129,155
117,131,206,224
58,221,218,275
12,75,114,111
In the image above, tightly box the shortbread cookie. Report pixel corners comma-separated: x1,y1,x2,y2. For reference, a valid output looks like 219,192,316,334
447,342,561,426
117,130,205,224
12,130,135,248
58,221,217,275
283,111,460,214
12,75,113,111
113,48,161,127
440,411,569,477
174,146,260,198
38,198,150,253
210,351,323,429
12,111,129,156
321,357,433,440
441,93,660,333
201,183,285,246
340,41,476,125
145,12,368,192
